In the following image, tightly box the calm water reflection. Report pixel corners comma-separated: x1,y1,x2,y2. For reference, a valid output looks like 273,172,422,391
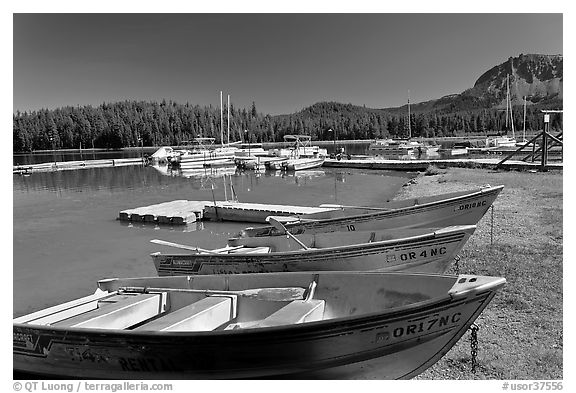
13,163,414,316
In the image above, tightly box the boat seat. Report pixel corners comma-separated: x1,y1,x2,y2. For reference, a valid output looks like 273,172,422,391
135,295,237,332
13,290,116,326
52,293,167,329
230,246,271,254
252,299,325,328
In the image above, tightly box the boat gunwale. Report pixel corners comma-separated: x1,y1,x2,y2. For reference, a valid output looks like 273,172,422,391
159,225,475,259
12,290,494,339
243,185,504,234
13,290,500,379
13,274,505,338
300,185,504,222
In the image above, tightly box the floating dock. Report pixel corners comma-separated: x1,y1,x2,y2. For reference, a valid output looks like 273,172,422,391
119,200,206,225
13,158,143,175
324,157,563,171
203,202,337,223
119,201,337,225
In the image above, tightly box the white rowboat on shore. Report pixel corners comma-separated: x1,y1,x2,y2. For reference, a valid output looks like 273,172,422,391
150,225,475,276
13,270,505,379
240,185,504,237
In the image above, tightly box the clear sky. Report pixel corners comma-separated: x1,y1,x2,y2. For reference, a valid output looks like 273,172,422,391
13,13,563,115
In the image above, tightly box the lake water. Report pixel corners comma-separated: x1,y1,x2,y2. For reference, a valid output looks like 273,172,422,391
13,163,414,316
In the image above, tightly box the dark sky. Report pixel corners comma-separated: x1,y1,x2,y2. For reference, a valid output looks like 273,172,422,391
13,13,563,115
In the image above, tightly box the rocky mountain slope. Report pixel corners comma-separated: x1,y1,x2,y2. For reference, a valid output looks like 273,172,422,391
384,54,563,114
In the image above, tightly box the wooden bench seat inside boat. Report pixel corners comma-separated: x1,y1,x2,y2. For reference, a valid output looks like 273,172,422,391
52,293,167,329
252,299,325,328
135,295,237,332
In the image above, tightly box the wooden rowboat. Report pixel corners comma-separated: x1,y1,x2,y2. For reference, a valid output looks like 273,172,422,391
150,225,475,276
13,271,505,379
241,185,504,237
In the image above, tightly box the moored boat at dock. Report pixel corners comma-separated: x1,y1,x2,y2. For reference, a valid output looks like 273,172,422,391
283,156,325,171
168,138,237,169
264,156,289,170
486,75,517,148
150,225,475,276
269,135,327,171
438,142,470,157
234,143,269,170
148,146,174,164
13,270,505,379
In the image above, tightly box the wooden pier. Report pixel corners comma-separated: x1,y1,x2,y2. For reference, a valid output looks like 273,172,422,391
203,202,337,223
119,201,337,225
324,157,562,171
13,157,143,175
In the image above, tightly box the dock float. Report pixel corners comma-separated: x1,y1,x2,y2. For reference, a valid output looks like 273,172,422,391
13,158,144,174
203,202,337,223
119,200,206,225
119,201,337,225
323,158,563,171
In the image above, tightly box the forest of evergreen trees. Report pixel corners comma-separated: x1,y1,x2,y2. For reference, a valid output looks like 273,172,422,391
12,100,564,152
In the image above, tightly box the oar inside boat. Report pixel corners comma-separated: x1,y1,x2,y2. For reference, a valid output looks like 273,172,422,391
266,217,311,250
150,239,245,254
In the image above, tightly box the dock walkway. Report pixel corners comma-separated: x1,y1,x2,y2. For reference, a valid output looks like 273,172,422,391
324,157,563,171
203,202,336,223
119,201,337,225
14,158,144,175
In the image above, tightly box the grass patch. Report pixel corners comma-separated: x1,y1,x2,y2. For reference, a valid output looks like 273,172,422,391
408,168,563,380
424,164,446,176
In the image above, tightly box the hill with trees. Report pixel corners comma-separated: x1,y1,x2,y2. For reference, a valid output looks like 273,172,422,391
13,54,563,152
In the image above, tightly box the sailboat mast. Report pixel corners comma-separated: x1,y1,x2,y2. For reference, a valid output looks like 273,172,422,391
227,94,230,145
220,91,224,147
509,76,515,139
505,75,509,130
523,96,527,141
407,90,411,139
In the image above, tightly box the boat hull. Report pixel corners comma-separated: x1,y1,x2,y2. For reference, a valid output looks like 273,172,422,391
13,272,504,379
151,226,474,276
242,185,503,237
438,148,469,157
284,158,325,171
173,152,235,168
486,136,517,148
265,157,288,170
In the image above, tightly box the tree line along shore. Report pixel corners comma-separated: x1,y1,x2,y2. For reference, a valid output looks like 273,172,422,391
13,101,562,153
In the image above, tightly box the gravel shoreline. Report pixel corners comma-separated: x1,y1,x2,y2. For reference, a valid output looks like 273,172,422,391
396,167,563,380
